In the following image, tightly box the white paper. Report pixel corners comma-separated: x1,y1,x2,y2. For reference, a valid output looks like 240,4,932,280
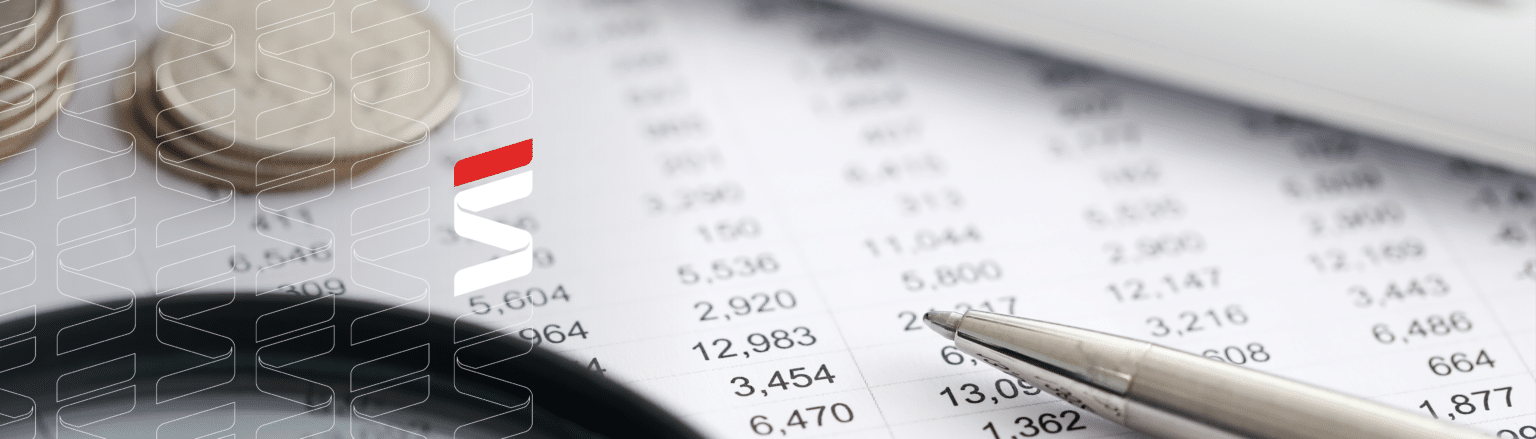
2,0,1532,438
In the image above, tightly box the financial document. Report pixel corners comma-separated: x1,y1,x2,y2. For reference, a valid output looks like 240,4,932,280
3,0,1534,438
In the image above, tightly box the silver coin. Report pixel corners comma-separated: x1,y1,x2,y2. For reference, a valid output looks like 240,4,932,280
0,16,69,108
132,130,392,194
125,54,397,185
0,0,38,40
0,0,39,52
121,77,388,193
0,0,56,73
154,0,459,161
0,69,72,157
0,10,68,163
0,65,65,137
140,75,387,182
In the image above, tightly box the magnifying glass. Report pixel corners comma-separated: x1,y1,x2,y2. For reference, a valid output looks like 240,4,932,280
0,293,705,438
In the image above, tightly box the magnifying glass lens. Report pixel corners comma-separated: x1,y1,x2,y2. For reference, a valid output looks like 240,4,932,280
0,293,702,439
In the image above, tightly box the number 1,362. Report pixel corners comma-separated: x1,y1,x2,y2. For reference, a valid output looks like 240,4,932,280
982,410,1088,438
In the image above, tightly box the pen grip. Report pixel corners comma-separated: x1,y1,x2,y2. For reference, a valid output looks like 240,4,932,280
1124,347,1491,439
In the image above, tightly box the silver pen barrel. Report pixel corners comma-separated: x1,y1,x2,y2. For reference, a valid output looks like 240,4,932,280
924,310,1492,439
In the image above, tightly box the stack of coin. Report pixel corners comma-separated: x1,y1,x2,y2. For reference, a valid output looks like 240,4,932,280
0,0,75,162
119,0,459,192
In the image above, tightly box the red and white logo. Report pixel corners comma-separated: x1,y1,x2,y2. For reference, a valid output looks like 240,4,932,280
452,139,533,296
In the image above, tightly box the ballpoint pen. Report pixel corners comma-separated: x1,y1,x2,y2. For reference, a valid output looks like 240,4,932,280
922,310,1493,439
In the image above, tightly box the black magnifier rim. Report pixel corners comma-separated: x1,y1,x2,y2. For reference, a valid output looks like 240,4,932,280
0,292,706,439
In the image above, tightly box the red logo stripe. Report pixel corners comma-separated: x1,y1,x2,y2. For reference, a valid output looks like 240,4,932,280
454,139,533,186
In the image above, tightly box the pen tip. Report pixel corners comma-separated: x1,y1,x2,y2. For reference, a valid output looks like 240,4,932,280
923,311,963,340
